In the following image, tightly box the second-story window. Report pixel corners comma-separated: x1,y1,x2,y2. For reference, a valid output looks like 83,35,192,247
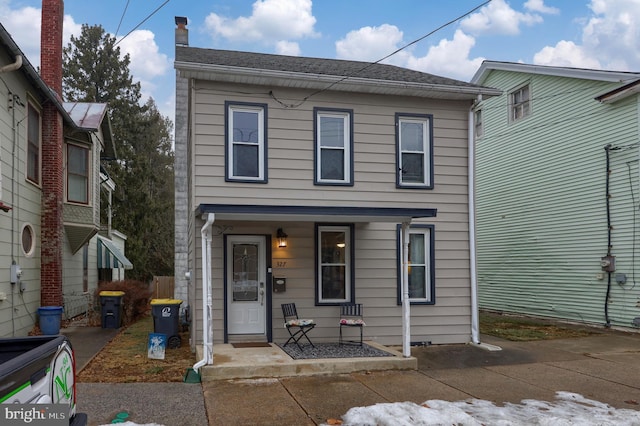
27,102,41,185
67,143,89,204
509,84,530,122
396,113,433,188
314,108,353,185
226,102,267,183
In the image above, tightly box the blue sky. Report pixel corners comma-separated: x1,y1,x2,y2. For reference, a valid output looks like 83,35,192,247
2,0,639,125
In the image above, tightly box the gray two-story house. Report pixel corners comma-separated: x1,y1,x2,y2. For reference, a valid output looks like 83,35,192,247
173,19,500,362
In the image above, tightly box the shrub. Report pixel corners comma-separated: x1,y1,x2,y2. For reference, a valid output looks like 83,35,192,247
95,280,152,326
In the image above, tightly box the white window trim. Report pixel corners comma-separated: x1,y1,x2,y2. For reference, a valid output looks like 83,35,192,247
509,83,531,122
397,115,432,188
317,225,352,304
227,103,266,181
65,142,91,205
398,225,434,304
315,109,352,185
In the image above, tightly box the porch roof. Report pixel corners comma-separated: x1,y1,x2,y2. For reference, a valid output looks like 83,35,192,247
196,204,436,223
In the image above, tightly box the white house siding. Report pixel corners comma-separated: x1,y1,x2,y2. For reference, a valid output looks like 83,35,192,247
476,70,640,328
0,52,45,337
189,82,474,345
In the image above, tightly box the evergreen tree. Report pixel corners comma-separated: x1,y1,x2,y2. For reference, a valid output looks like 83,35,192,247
63,24,174,282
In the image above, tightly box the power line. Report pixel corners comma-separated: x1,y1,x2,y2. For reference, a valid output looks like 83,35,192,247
115,0,131,38
271,0,493,109
115,0,171,47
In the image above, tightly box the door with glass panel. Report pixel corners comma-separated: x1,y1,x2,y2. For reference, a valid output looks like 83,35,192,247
226,236,267,335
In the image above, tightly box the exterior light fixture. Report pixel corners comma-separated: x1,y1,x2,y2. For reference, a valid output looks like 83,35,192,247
277,228,288,248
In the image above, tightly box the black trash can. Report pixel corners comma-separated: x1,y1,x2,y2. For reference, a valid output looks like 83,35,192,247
151,299,183,348
100,291,125,329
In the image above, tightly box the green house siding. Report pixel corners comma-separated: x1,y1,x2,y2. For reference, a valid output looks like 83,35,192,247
476,69,640,328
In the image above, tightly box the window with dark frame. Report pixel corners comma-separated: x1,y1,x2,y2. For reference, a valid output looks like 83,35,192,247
27,103,40,184
67,143,89,204
226,102,267,182
474,109,483,138
316,224,353,304
396,113,433,188
397,225,435,305
314,108,353,185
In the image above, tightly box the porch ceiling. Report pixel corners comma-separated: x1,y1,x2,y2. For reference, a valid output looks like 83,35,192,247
196,204,437,223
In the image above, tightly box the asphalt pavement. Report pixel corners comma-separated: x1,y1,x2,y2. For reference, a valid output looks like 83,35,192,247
62,325,640,426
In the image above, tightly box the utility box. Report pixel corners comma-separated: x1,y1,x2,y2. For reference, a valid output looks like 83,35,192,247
100,291,125,329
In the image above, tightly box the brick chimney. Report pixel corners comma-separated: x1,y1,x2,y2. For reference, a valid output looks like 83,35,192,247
175,16,188,46
40,0,65,307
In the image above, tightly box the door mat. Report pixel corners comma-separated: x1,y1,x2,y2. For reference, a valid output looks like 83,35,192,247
277,343,395,360
231,342,272,348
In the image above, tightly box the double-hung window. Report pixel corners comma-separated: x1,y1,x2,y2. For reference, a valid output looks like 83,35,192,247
226,102,267,182
316,224,354,304
314,108,353,185
67,143,90,204
27,102,41,185
509,84,530,122
396,113,433,188
397,225,435,304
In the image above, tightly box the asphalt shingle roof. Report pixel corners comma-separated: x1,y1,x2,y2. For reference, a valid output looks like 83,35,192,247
176,46,480,89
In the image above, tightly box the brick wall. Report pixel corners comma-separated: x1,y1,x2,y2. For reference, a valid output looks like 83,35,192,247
40,0,64,307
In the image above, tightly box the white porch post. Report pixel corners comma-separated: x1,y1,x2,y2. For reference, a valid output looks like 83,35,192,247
192,213,215,372
401,221,411,357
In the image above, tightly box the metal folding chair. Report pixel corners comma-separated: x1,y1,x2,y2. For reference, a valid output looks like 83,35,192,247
339,303,365,346
282,303,315,350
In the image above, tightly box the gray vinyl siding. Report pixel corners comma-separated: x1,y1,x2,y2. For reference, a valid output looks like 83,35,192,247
476,70,640,328
0,56,44,336
189,82,474,345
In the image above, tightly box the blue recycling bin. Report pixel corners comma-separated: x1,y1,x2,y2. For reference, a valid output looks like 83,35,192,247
151,299,182,348
100,291,125,328
38,306,63,335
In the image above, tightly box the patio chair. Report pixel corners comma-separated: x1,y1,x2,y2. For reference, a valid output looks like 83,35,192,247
282,303,315,350
339,303,365,346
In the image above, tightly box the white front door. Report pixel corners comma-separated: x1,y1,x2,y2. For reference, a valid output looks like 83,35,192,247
226,236,267,335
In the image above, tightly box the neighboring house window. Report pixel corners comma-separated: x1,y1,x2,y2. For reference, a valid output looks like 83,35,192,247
397,225,435,304
316,224,354,304
314,108,353,185
67,143,90,204
396,113,433,188
225,102,267,182
21,223,36,257
27,102,41,184
474,109,483,138
82,244,89,293
509,84,530,122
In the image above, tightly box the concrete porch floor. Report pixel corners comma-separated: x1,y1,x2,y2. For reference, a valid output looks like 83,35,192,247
197,341,417,381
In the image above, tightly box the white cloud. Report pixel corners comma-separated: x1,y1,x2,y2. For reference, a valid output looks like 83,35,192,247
460,0,543,36
204,0,318,50
335,24,406,63
116,30,169,81
275,40,301,56
533,0,640,71
533,40,601,68
524,0,560,14
406,30,485,81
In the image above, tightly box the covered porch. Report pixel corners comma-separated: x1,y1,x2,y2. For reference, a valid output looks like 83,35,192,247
197,341,416,381
191,203,440,376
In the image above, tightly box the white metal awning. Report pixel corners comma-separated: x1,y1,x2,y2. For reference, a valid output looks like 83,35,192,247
97,236,133,270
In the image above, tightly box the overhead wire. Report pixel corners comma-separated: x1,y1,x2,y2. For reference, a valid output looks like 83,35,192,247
115,0,171,47
270,0,493,108
115,0,131,38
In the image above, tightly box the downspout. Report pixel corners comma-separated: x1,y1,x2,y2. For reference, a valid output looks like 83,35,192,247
192,213,215,373
401,221,411,357
469,104,480,344
0,54,22,73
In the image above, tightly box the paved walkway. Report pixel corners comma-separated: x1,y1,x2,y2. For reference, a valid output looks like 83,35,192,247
63,326,640,425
